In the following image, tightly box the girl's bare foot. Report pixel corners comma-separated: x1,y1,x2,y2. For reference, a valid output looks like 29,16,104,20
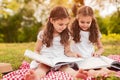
24,69,39,80
99,68,115,77
76,69,88,79
88,68,115,77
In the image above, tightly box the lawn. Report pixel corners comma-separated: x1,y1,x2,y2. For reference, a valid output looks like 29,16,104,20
0,34,120,70
0,42,35,70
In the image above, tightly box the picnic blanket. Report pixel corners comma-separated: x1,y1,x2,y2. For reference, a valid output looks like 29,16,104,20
108,55,120,78
2,61,74,80
2,55,120,80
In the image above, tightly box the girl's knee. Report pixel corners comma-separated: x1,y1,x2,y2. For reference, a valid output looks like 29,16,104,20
38,63,51,72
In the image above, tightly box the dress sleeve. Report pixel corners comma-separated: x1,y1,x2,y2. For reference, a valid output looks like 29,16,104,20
98,32,102,39
37,30,44,40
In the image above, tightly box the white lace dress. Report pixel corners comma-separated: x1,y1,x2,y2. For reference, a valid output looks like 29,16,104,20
71,30,101,58
30,31,66,69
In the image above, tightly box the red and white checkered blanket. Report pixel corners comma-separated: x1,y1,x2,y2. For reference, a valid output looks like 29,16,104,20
108,55,120,78
2,55,120,80
2,61,74,80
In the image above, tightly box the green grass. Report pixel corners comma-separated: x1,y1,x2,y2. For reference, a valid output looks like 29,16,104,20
0,34,120,70
0,42,35,70
102,34,120,56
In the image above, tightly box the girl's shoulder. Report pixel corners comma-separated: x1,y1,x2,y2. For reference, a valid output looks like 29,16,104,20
39,30,44,34
98,32,102,38
37,30,44,40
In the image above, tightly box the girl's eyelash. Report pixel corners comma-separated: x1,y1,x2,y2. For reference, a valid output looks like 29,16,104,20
66,24,68,26
59,24,63,26
87,22,90,24
80,21,90,24
59,24,68,26
79,20,84,23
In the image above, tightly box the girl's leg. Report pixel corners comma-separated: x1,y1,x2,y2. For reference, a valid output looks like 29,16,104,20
24,63,51,80
59,66,116,79
59,65,88,79
88,68,116,77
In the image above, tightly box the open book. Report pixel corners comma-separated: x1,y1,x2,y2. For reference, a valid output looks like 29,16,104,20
24,49,83,68
24,50,119,70
77,56,116,70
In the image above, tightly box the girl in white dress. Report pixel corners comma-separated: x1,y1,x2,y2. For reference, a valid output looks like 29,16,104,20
24,6,88,80
70,6,115,77
70,6,104,58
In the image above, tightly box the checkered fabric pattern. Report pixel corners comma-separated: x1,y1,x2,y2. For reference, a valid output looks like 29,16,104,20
2,61,29,80
108,55,120,62
2,61,74,80
2,55,120,80
2,69,29,80
41,71,74,80
2,69,74,80
108,55,120,77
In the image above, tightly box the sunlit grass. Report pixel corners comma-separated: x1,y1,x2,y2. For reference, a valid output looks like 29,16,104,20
0,34,120,70
102,34,120,56
0,42,35,70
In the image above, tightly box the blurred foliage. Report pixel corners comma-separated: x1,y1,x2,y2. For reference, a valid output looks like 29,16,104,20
102,34,120,44
109,12,120,34
95,10,120,35
0,0,42,42
0,0,120,43
0,13,22,42
95,10,108,34
102,34,120,56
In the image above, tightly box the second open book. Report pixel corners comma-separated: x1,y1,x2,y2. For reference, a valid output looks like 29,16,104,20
24,49,116,70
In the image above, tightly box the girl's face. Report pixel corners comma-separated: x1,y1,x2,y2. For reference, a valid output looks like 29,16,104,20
78,15,92,31
50,18,69,34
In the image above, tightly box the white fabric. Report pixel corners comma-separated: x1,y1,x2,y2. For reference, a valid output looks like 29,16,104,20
71,31,95,58
30,60,39,69
37,31,65,58
30,31,66,69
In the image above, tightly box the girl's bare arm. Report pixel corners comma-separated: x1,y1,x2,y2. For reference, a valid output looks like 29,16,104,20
93,38,104,57
64,42,81,57
34,39,43,54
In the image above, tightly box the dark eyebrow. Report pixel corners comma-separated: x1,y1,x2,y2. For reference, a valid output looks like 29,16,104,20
65,23,69,25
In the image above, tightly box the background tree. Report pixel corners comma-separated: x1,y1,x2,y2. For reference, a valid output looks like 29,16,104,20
72,0,84,16
109,12,120,34
0,0,119,43
0,0,43,42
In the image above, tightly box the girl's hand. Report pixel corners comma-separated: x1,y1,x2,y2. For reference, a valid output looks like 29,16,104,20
92,51,101,57
66,52,82,58
73,53,82,58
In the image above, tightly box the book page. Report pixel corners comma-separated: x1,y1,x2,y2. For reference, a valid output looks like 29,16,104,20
77,56,112,70
24,50,83,67
24,49,54,67
100,56,115,64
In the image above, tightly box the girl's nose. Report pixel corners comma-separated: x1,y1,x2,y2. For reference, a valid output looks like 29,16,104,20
61,25,66,29
84,23,88,27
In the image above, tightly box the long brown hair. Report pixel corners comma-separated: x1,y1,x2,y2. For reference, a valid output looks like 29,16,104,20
70,6,100,43
41,6,70,47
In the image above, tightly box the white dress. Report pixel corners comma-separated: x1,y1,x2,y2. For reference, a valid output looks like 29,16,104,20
71,30,96,58
30,31,66,69
71,31,115,69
